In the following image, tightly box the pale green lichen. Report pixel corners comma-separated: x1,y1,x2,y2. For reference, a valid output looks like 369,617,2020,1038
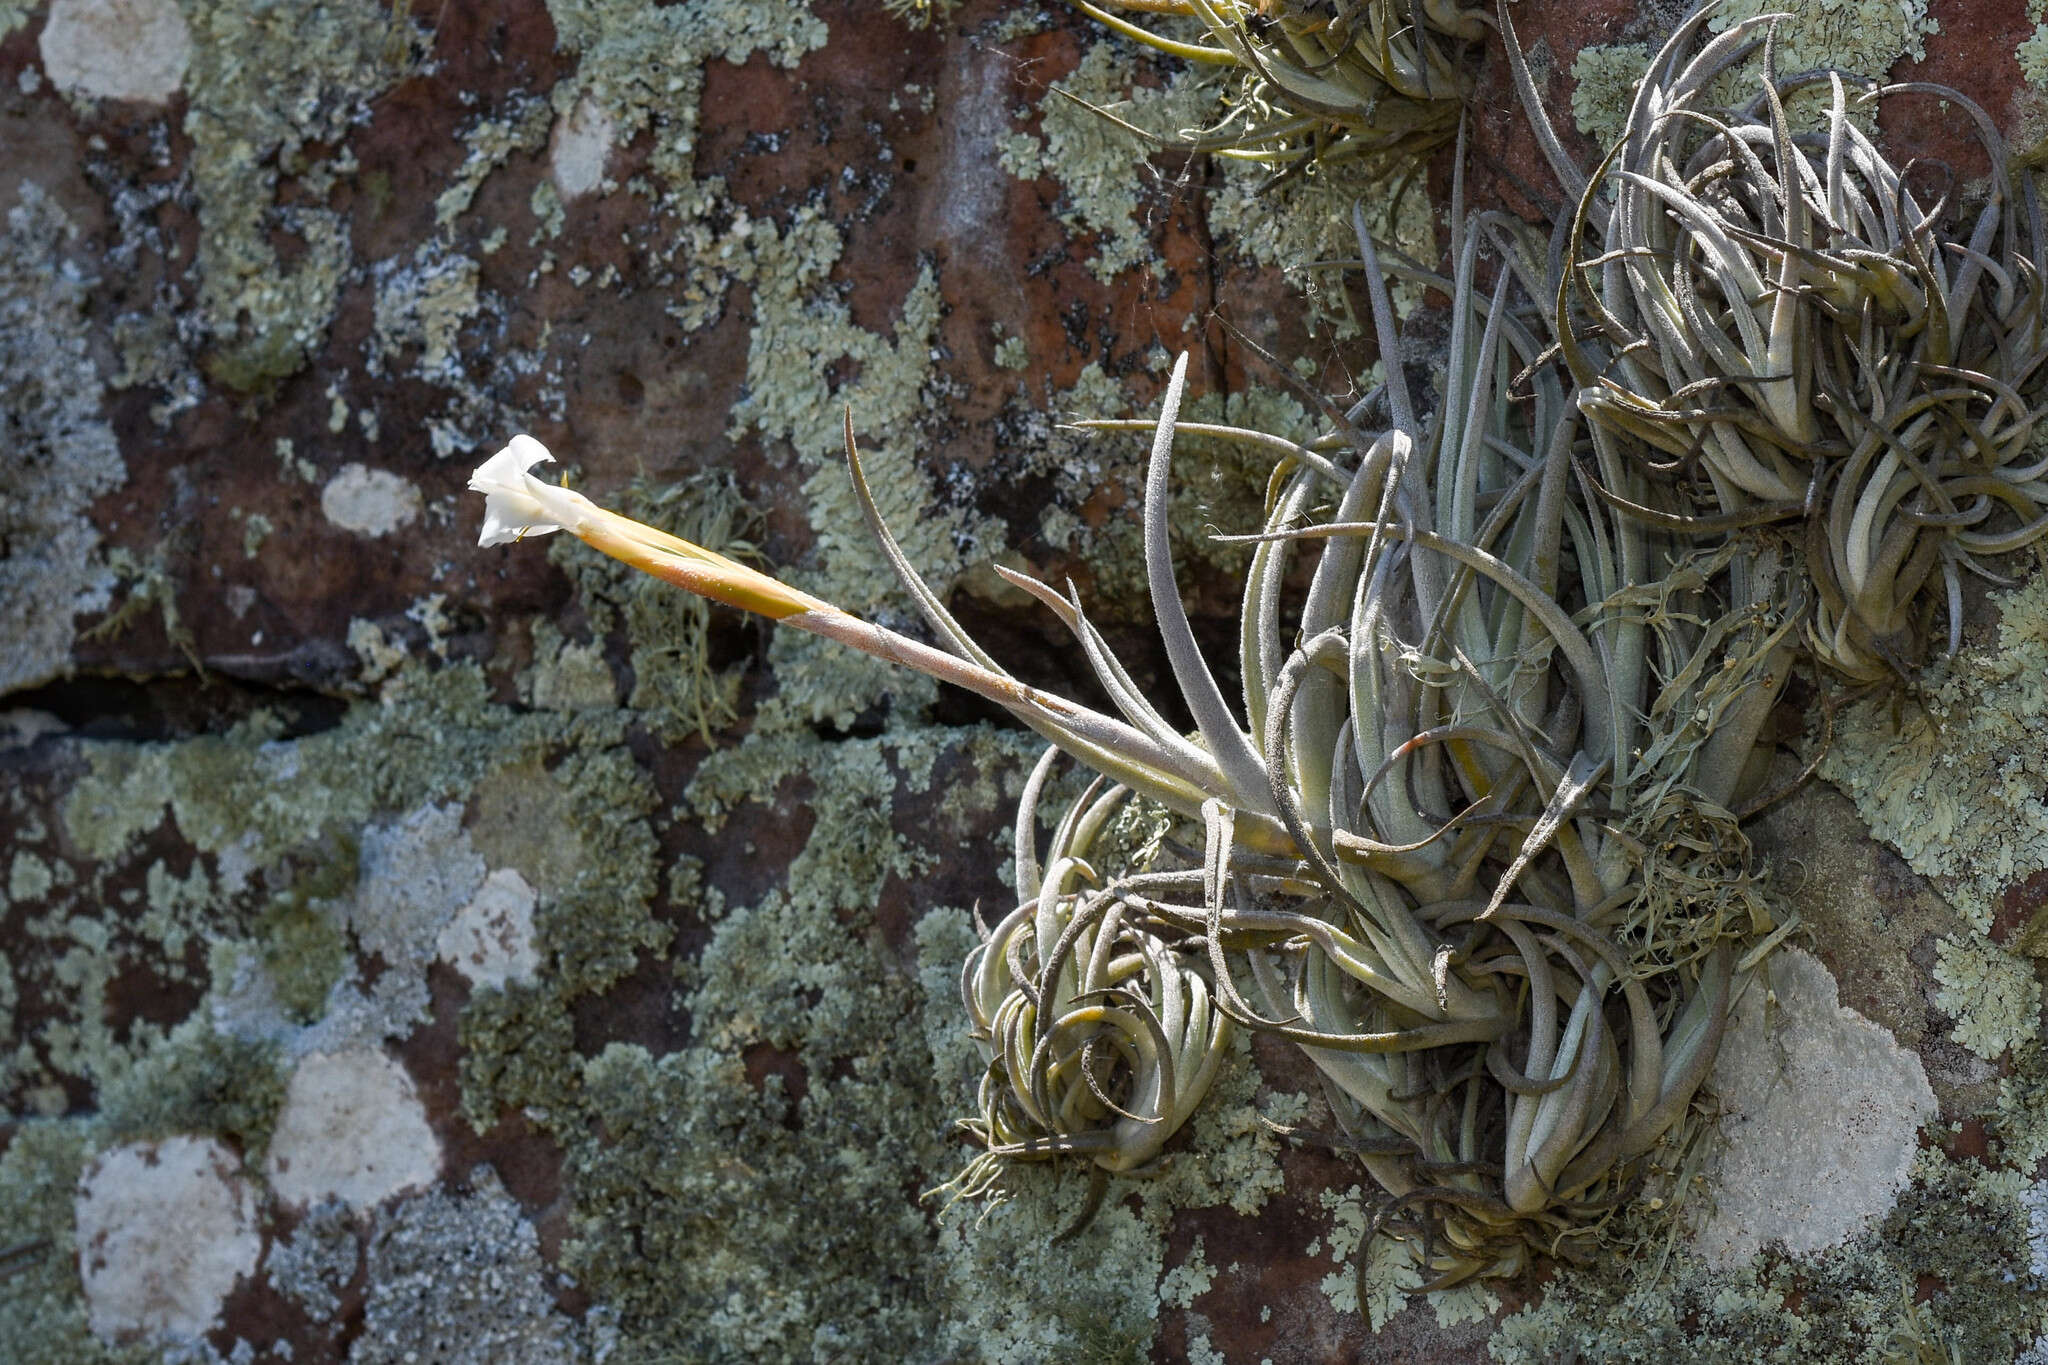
521,620,618,713
2023,24,2048,90
435,96,554,227
1708,0,1938,83
926,1021,1303,1362
2027,1179,2048,1276
1205,152,1435,329
181,0,422,390
728,235,993,729
1934,936,2044,1061
539,0,828,330
466,722,1021,1359
1159,1238,1215,1309
995,29,1434,315
544,0,825,190
997,40,1217,281
1822,561,2048,933
239,511,272,558
1579,0,1938,149
1996,1048,2048,1170
1490,1149,2038,1363
1308,1185,1498,1330
370,244,483,385
1572,43,1652,148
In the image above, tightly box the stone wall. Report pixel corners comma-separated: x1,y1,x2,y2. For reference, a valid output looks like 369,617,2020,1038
1,1,2044,1361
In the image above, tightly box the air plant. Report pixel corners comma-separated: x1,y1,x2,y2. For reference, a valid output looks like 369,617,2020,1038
1141,201,1788,1284
1508,3,2048,680
1071,0,1480,171
469,0,2048,1298
945,756,1233,1203
469,196,1787,1284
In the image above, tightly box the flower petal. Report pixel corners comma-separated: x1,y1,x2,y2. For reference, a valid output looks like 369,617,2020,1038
471,436,573,546
468,434,554,497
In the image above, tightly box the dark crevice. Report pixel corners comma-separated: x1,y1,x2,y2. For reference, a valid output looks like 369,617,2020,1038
5,672,350,744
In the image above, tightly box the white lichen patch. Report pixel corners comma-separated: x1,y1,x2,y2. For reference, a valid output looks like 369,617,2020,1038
550,92,617,201
74,1136,261,1343
1933,936,2044,1060
293,801,485,1053
38,0,192,104
436,867,541,990
320,464,424,538
266,1048,442,1209
1692,947,1937,1269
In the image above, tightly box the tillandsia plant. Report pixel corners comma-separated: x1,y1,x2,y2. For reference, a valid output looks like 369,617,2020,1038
1504,2,2048,681
468,204,1788,1285
1073,0,1479,170
469,0,2044,1298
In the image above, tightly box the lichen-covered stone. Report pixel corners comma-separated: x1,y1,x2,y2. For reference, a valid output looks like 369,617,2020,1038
0,183,123,696
6,1,2048,1361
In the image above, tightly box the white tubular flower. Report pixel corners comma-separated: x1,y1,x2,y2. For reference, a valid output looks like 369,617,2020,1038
468,435,590,546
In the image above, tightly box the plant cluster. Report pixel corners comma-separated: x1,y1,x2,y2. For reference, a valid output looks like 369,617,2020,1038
1536,8,2048,681
1076,0,1480,173
470,0,2048,1298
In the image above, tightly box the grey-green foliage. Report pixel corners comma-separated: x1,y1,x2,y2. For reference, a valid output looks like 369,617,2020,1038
839,0,2048,1302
